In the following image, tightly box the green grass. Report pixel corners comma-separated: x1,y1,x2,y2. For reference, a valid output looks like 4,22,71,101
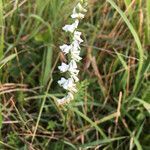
0,0,4,59
0,0,149,149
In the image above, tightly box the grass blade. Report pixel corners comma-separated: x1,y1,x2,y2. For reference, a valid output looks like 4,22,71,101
68,105,107,139
41,46,53,87
107,0,144,93
0,0,4,59
79,137,126,149
0,54,17,70
134,97,150,113
146,0,150,43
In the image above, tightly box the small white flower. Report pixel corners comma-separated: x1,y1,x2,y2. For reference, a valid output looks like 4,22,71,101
63,78,77,92
62,20,79,33
76,3,87,13
58,62,69,72
68,60,79,82
58,77,77,93
58,60,79,74
57,92,74,105
71,8,85,19
70,74,79,82
72,40,81,50
59,44,71,54
73,31,83,43
70,47,82,62
68,60,79,75
57,96,67,105
68,92,74,100
58,61,79,82
71,3,87,19
58,77,67,86
71,13,85,19
70,50,82,62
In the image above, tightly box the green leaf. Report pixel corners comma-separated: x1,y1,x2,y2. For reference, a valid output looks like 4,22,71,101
146,0,150,43
0,0,4,59
47,120,56,130
0,54,17,70
79,137,126,149
41,46,53,87
134,98,150,113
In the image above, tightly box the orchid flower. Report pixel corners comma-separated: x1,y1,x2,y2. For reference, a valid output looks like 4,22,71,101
73,31,83,43
57,1,87,105
59,44,72,55
62,19,79,33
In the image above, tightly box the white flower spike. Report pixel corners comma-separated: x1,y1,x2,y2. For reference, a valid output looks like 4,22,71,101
57,1,87,105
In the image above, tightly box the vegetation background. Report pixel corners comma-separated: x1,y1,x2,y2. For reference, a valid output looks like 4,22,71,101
0,0,149,149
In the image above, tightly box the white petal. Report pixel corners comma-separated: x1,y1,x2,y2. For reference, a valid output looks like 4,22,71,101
76,3,87,13
68,92,74,100
58,77,67,86
69,60,77,69
59,44,71,54
71,74,79,82
58,62,69,72
73,31,83,43
57,97,66,105
71,13,85,19
62,78,72,90
68,60,79,75
57,92,74,105
57,95,69,105
74,31,82,36
72,40,81,50
70,69,79,75
62,25,74,33
70,49,82,62
62,78,77,93
74,19,79,28
62,20,79,33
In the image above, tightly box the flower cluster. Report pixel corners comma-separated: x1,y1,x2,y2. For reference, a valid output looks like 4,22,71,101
57,2,87,105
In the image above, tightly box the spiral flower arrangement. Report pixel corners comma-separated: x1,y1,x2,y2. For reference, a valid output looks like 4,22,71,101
57,1,87,105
